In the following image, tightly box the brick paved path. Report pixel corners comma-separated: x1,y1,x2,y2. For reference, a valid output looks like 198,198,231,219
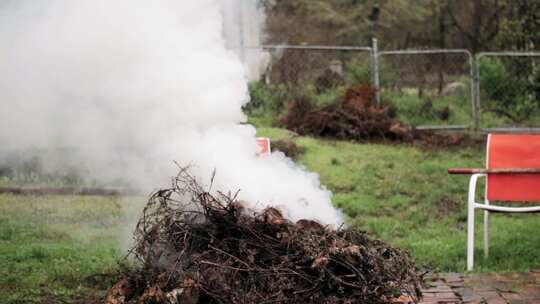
419,269,540,304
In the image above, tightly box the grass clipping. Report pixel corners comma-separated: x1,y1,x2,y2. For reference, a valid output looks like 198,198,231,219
111,168,422,304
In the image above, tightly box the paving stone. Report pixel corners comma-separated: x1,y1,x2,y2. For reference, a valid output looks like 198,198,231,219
423,287,454,293
456,287,475,298
519,285,540,299
444,273,462,280
436,292,459,299
501,291,523,301
462,300,484,304
418,270,540,304
476,291,501,298
461,295,483,303
477,297,507,304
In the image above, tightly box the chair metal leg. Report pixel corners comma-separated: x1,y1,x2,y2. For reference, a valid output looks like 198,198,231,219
483,210,489,259
467,202,475,271
467,174,484,271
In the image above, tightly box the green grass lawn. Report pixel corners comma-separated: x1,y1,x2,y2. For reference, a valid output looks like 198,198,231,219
0,195,145,304
1,129,539,303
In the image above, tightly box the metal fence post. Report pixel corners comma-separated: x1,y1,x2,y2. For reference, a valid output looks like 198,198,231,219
371,38,381,106
472,54,481,130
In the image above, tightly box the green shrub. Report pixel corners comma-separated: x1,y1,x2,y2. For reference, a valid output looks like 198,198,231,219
246,81,289,112
346,57,372,85
300,84,344,107
245,82,292,126
346,57,398,87
246,81,348,127
384,91,471,127
479,57,540,122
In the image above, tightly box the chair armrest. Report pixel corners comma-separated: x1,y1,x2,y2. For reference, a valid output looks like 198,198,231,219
449,168,540,174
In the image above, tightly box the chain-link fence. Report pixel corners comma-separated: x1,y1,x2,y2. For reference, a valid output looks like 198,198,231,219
243,45,373,121
475,52,540,132
378,50,474,129
242,43,540,132
254,45,372,87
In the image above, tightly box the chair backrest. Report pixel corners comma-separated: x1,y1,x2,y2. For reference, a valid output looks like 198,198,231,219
256,137,271,156
487,134,540,202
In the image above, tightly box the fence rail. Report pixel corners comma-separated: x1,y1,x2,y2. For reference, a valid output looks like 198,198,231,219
245,45,372,51
242,42,540,132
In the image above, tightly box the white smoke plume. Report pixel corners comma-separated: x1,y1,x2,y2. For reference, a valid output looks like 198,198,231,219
222,0,268,80
0,0,344,226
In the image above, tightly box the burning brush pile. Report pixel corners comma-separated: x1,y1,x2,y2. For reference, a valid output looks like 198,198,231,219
108,168,422,304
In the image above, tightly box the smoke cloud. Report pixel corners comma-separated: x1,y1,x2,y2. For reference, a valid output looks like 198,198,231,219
0,0,344,226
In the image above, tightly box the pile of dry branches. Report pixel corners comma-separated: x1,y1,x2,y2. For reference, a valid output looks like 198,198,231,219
280,85,472,148
108,168,422,304
281,85,413,141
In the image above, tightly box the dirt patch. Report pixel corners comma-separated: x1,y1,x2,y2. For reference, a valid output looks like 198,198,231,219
435,198,461,218
109,167,423,304
412,132,485,151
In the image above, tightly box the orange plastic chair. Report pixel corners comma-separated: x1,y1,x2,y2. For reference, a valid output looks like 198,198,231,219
256,137,271,156
461,134,540,270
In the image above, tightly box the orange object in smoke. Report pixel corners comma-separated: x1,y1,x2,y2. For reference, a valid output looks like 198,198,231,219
487,134,540,202
256,137,271,156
